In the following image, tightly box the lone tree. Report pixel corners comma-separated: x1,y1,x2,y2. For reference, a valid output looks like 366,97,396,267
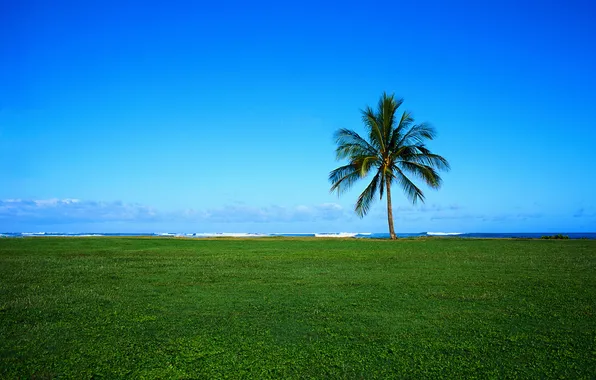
329,92,450,239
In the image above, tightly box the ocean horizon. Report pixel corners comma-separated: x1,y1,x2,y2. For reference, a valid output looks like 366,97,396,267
2,232,595,239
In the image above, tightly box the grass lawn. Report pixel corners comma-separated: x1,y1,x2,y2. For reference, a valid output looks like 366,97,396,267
0,237,595,378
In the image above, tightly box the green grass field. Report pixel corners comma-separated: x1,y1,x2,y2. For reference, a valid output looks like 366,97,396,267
0,237,595,378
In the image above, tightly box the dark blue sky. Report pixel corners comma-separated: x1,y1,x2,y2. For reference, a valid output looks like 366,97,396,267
1,0,595,233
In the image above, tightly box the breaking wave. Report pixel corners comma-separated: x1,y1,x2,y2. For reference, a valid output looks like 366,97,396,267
314,232,370,238
426,232,464,236
190,233,269,238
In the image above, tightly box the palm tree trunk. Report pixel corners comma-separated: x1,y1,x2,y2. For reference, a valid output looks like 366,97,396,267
386,181,397,240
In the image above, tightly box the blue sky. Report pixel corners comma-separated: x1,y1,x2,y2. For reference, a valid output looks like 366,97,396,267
1,0,595,233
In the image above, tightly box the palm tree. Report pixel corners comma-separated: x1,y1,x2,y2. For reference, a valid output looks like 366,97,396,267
329,92,450,239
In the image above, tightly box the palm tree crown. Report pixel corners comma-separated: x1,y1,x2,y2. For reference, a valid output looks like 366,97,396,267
329,92,450,239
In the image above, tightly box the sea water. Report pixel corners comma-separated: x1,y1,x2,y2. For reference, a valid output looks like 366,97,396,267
2,232,595,239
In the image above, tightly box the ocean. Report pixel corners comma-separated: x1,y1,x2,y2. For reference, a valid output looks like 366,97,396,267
1,232,595,239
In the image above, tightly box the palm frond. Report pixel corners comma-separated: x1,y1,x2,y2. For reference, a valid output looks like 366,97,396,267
404,148,450,172
388,111,413,151
329,164,361,195
380,93,403,146
397,161,442,189
355,170,381,217
398,122,437,147
388,144,418,162
361,107,385,151
359,155,380,177
392,166,425,204
334,128,377,160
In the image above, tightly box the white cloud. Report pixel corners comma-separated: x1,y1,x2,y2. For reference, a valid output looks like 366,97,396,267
33,198,80,207
0,199,348,225
197,202,348,223
0,199,158,223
